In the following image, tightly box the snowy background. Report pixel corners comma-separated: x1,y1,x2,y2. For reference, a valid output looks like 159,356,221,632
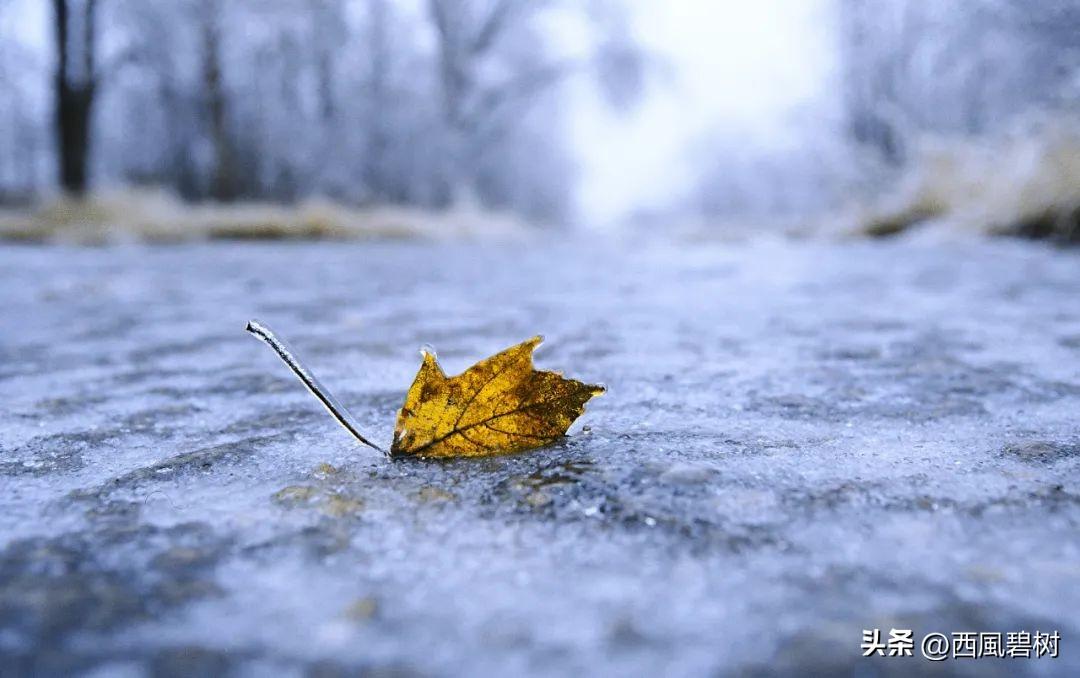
1,0,1077,237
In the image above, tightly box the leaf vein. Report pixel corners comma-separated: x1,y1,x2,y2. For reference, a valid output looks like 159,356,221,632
450,353,524,432
410,389,590,455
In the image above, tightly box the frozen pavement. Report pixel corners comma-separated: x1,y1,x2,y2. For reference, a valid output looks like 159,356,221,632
1,238,1078,676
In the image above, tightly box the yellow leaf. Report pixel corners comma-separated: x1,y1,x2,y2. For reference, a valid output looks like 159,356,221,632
247,321,604,459
390,337,605,458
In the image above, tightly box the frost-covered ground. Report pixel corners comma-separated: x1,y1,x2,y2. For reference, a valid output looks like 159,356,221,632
1,238,1078,677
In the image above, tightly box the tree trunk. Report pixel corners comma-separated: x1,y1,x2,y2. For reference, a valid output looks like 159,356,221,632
56,82,94,194
363,0,390,200
200,5,234,202
52,0,97,196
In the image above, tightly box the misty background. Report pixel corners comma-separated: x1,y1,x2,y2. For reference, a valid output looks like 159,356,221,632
0,0,1078,238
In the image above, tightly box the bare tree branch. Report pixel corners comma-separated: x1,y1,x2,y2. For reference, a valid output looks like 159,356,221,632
470,0,521,56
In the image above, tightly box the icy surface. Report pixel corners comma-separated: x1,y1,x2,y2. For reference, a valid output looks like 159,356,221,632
1,238,1078,676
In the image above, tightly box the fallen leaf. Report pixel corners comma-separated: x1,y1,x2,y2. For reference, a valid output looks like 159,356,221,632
391,336,605,458
247,321,604,459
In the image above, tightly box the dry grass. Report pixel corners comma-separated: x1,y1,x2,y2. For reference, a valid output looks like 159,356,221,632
846,116,1080,242
0,189,533,244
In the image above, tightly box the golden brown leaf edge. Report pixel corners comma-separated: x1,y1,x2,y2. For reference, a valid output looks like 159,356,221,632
390,336,605,458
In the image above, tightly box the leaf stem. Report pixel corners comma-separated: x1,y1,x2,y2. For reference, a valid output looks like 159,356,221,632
246,319,386,456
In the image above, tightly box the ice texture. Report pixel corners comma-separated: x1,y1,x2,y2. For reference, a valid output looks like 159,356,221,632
0,238,1078,676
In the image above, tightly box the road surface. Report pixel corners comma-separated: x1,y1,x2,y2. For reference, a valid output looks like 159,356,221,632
1,237,1078,676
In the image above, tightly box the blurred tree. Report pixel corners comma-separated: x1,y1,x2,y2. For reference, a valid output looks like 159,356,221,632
0,0,44,199
1002,0,1080,106
198,0,234,201
427,0,559,205
838,0,1080,164
3,0,646,223
51,0,100,194
424,0,646,212
361,0,396,202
